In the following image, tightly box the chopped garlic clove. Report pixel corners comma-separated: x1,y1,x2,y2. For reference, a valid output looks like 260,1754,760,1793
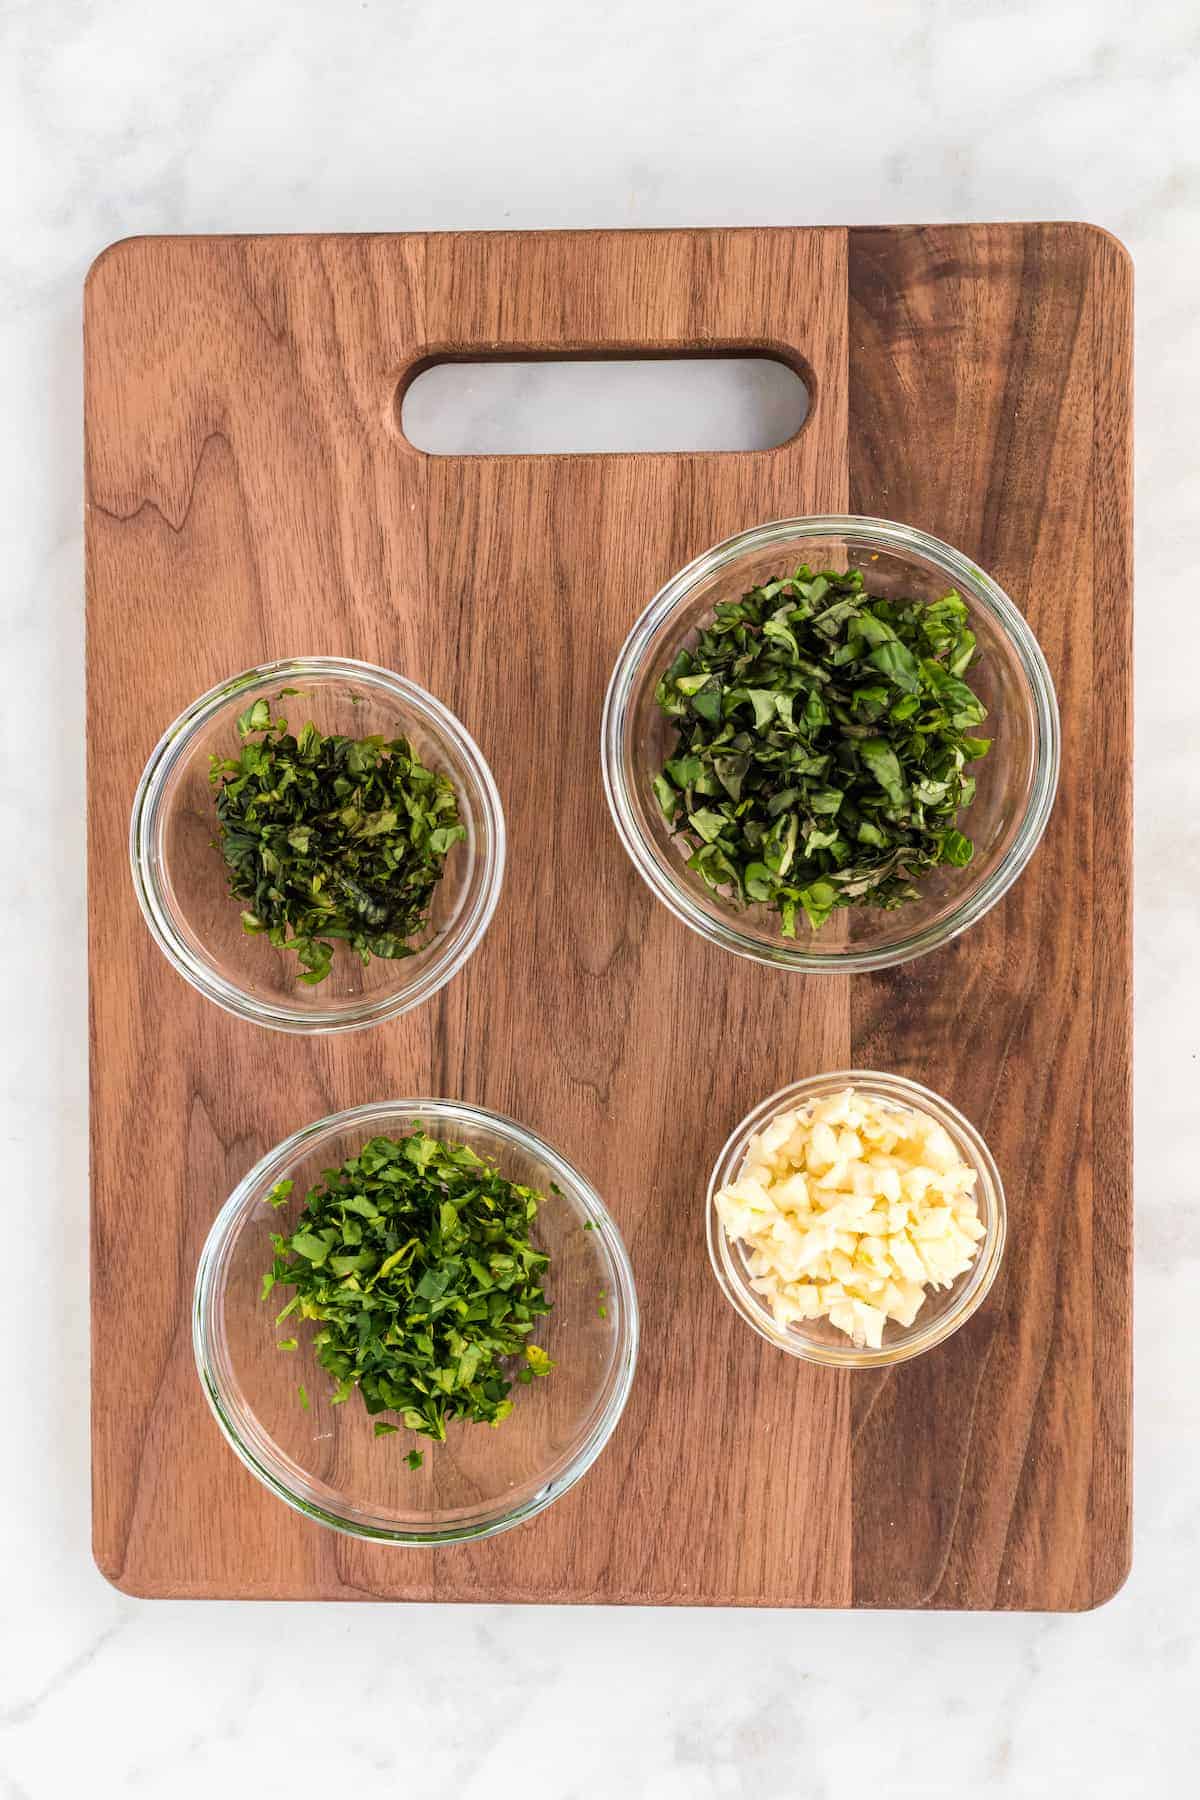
717,1087,987,1349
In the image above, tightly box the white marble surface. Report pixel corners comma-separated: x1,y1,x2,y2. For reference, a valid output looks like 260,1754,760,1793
2,0,1197,1793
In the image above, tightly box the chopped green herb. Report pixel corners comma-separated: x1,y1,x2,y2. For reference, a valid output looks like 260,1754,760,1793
297,1383,310,1411
406,1449,424,1471
210,702,466,984
276,1337,298,1352
263,1131,553,1457
374,1421,399,1437
653,569,990,933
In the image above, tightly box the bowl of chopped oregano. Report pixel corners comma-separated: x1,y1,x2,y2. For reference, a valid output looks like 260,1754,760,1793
194,1098,638,1543
602,516,1059,973
131,656,505,1031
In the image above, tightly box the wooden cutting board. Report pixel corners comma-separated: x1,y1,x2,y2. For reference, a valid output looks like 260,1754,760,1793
85,225,1132,1607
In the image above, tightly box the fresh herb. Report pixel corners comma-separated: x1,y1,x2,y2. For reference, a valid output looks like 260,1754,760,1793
406,1448,424,1471
210,699,466,984
516,1342,557,1386
263,1131,554,1453
652,568,991,932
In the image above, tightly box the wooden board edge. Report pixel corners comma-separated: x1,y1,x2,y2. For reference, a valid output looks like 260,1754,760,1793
1080,221,1134,1612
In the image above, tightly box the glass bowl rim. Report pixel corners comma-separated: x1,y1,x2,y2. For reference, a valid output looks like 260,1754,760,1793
601,514,1061,973
129,655,507,1033
705,1069,1007,1369
193,1096,641,1545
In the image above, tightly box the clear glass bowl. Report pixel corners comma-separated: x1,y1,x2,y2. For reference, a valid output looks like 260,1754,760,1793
130,657,505,1032
707,1071,1005,1368
194,1099,639,1544
602,517,1060,972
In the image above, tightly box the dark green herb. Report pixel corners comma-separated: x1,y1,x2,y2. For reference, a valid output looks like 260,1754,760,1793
262,1131,555,1453
210,699,466,984
653,568,991,933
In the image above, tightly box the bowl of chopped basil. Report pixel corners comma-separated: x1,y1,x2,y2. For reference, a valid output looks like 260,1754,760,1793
194,1099,639,1543
602,517,1059,971
131,657,505,1030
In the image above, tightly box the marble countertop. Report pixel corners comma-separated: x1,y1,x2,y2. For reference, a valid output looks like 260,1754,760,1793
3,0,1196,1793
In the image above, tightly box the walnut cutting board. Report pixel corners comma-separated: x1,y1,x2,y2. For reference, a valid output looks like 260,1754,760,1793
85,225,1132,1607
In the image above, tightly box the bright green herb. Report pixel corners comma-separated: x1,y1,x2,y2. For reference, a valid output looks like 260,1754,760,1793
262,1131,555,1454
652,568,991,933
210,698,466,984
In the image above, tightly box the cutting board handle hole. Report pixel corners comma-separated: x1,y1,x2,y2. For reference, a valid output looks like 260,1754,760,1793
396,352,810,456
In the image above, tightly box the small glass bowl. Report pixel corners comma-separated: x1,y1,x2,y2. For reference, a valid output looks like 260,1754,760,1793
602,516,1060,972
130,657,505,1033
194,1099,639,1544
706,1071,1006,1368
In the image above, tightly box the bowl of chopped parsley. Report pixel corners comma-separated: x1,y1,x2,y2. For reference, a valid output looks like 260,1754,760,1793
194,1099,638,1543
602,517,1059,971
131,657,505,1030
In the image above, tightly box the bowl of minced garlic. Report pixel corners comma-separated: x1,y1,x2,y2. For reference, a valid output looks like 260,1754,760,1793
707,1074,1006,1367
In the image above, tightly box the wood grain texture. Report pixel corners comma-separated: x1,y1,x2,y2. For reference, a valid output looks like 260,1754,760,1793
846,224,1132,1609
85,225,1131,1607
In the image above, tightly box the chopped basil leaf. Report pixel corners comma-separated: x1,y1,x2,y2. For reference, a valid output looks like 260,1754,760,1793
653,570,990,930
210,705,465,984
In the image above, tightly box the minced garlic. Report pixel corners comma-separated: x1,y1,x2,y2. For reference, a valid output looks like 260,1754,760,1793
715,1086,985,1350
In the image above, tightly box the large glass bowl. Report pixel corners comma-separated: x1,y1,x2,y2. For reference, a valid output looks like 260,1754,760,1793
194,1100,639,1544
130,657,505,1032
707,1071,1006,1369
602,517,1059,972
